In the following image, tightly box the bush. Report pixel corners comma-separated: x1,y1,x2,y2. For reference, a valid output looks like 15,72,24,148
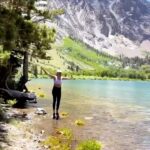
42,128,73,150
76,140,103,150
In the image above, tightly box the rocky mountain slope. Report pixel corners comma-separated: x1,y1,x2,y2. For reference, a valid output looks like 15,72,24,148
46,0,150,57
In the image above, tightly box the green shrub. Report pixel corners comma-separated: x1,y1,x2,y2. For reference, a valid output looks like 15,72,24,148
42,128,73,150
75,119,85,126
42,136,71,150
76,140,103,150
56,128,73,140
7,99,17,106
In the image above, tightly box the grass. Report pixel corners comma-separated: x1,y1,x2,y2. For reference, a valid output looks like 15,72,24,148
76,140,103,150
42,128,73,150
9,118,20,126
38,93,45,98
7,99,17,106
75,119,85,126
42,127,103,150
28,38,149,81
59,37,121,70
56,128,73,140
42,136,71,150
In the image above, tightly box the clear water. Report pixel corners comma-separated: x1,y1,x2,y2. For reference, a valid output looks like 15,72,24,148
29,79,150,107
27,79,150,150
64,80,150,107
63,80,150,106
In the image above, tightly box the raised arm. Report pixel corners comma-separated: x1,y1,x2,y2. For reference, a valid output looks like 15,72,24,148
42,68,55,79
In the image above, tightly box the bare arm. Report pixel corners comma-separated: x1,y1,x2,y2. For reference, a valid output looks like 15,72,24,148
42,68,55,79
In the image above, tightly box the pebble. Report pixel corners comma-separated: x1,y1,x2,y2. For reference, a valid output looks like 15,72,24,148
35,108,47,115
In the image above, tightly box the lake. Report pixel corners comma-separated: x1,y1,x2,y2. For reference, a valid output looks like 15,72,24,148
27,79,150,150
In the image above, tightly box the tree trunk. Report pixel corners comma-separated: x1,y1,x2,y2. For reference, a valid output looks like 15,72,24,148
17,51,29,92
23,51,28,82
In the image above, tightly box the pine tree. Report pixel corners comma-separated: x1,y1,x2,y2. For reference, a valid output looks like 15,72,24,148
0,0,64,89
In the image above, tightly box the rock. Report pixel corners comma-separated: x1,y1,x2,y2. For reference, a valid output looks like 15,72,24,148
35,108,47,115
40,130,45,134
22,112,27,118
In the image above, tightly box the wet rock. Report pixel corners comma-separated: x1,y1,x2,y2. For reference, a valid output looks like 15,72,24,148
35,108,47,115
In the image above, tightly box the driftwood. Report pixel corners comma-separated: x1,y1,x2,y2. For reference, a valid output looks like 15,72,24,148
0,88,37,103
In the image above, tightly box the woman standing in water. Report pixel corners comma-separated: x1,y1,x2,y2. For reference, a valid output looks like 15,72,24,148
42,68,69,120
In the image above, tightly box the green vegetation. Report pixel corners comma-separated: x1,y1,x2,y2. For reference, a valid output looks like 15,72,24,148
7,99,17,106
38,93,45,98
55,37,150,80
9,118,20,126
0,0,64,52
0,1,149,83
42,136,71,150
0,6,56,53
56,128,73,140
75,119,85,126
0,50,10,66
60,37,120,70
0,0,64,91
39,9,65,20
42,127,103,150
61,112,69,118
42,128,73,150
76,140,103,150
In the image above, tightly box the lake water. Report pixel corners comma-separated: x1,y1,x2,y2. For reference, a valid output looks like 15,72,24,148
27,79,150,150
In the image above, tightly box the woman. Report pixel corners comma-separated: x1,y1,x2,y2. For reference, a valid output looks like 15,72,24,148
42,68,69,120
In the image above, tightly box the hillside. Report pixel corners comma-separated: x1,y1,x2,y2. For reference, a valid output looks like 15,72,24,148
46,0,150,57
35,38,121,71
32,38,150,80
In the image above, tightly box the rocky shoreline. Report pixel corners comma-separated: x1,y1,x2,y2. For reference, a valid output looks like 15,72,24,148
0,104,47,150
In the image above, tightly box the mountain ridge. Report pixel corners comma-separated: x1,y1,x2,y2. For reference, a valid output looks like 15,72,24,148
46,0,150,57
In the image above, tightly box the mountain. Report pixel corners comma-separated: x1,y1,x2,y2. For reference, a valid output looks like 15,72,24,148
46,0,150,57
